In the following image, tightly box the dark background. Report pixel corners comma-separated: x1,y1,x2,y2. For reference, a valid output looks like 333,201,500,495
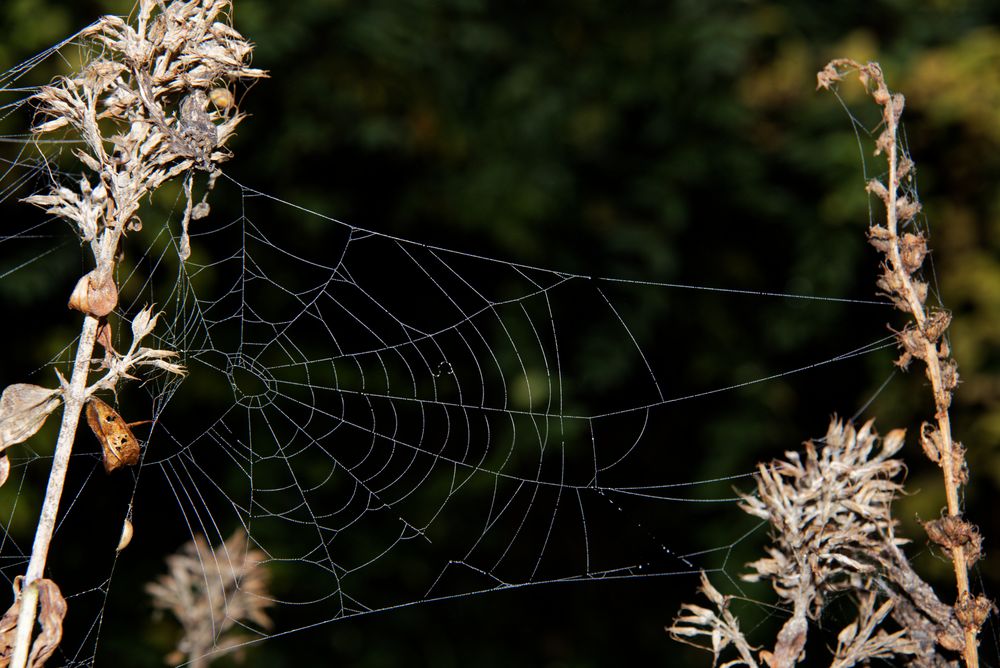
1,1,999,666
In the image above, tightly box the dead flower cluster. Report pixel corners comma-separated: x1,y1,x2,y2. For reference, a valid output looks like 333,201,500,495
25,0,266,278
819,59,991,662
669,420,962,667
670,61,991,668
0,1,265,666
146,531,273,668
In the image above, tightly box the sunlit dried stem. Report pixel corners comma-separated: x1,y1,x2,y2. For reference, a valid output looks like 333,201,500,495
8,0,263,664
817,58,986,668
670,61,987,668
10,318,98,668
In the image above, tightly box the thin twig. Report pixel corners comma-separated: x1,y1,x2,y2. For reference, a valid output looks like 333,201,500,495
880,74,979,668
10,317,98,668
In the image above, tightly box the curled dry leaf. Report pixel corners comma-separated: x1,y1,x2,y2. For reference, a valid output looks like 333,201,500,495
0,577,67,667
116,518,134,552
0,384,62,451
28,580,66,668
84,397,140,473
67,270,118,318
0,457,8,489
192,201,210,220
95,319,114,354
95,319,117,370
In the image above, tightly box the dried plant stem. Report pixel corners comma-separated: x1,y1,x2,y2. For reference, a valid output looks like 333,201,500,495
0,2,265,663
817,58,990,667
670,61,990,668
880,73,976,668
10,317,98,668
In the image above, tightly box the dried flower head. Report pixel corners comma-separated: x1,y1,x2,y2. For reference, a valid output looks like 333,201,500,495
739,419,907,609
146,531,272,667
24,0,266,271
670,419,963,666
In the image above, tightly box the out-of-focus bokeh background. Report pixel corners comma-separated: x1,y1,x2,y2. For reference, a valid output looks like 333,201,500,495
0,1,998,666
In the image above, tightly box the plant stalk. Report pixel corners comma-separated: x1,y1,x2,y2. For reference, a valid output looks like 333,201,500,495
10,315,98,668
880,90,978,668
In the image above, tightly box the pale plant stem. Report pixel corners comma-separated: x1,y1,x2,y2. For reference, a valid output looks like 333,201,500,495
12,184,125,666
10,315,98,668
882,89,977,668
669,60,985,666
190,651,208,668
6,2,263,664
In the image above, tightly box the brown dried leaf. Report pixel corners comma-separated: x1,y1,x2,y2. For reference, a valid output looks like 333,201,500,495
896,196,922,224
67,270,118,318
0,577,67,667
866,179,889,203
0,577,20,663
95,319,117,370
84,397,140,473
0,384,62,451
919,422,941,464
95,319,114,354
28,579,67,667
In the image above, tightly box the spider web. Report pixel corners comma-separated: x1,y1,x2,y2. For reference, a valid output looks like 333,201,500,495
0,26,929,668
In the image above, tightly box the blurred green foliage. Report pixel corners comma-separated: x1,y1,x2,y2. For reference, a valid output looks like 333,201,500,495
1,0,999,666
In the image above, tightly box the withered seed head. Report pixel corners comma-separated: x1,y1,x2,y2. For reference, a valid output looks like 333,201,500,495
896,197,922,225
938,358,960,391
954,592,995,631
922,309,951,344
899,232,927,274
919,421,941,464
922,515,981,566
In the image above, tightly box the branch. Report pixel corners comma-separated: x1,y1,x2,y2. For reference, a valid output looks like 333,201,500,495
818,58,992,667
